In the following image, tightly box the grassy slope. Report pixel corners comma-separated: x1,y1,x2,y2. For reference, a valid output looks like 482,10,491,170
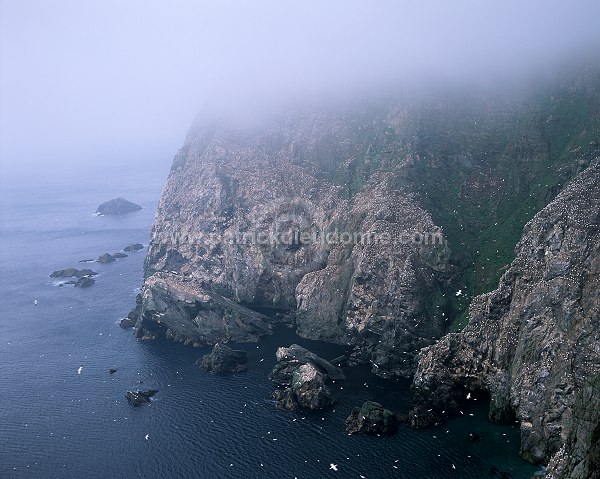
408,80,600,330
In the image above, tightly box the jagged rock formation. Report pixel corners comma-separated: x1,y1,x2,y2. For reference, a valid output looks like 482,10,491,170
96,197,142,215
135,105,462,376
127,69,600,472
410,164,600,468
545,374,600,479
345,401,404,435
269,344,343,410
133,272,272,345
50,268,97,278
196,343,248,374
121,293,142,328
131,70,599,381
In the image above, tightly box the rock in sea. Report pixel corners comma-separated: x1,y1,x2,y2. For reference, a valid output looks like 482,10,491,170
269,344,342,410
97,253,116,263
345,401,403,435
50,268,97,278
196,343,248,374
96,197,142,216
74,277,95,288
124,243,144,252
126,389,157,407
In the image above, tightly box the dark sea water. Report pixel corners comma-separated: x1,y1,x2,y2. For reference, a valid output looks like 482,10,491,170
0,167,541,478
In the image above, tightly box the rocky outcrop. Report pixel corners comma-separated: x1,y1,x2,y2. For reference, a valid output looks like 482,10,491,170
410,164,600,466
135,71,600,376
74,277,95,288
96,197,142,215
269,344,342,410
272,363,335,410
50,268,97,278
545,374,600,479
272,344,345,381
121,294,143,328
133,273,272,346
137,107,460,377
124,243,144,252
97,253,116,264
120,317,136,328
126,389,157,407
196,343,248,374
345,401,404,435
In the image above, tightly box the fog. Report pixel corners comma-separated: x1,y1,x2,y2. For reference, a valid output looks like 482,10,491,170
1,0,600,180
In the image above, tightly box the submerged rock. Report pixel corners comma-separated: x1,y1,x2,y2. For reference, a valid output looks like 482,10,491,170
112,252,128,259
196,343,248,374
126,389,157,407
345,401,402,435
96,197,142,216
76,269,97,277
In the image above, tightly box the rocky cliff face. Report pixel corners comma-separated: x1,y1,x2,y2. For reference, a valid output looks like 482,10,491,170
545,374,600,479
134,74,600,382
131,71,600,475
410,163,600,468
135,105,458,376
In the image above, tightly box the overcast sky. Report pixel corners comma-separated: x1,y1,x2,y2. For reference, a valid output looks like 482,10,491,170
1,0,600,178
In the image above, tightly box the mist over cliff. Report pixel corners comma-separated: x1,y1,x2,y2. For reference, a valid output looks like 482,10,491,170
2,2,600,478
2,0,600,180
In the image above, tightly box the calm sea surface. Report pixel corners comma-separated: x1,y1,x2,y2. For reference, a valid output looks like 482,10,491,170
0,166,540,478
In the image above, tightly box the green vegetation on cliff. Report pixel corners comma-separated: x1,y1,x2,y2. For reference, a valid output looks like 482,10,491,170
405,81,600,328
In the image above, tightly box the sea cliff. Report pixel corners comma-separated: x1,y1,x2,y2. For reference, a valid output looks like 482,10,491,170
131,71,600,476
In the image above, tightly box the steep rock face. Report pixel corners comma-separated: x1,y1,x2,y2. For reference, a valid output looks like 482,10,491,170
411,164,600,466
545,374,600,479
136,74,600,377
139,108,453,376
